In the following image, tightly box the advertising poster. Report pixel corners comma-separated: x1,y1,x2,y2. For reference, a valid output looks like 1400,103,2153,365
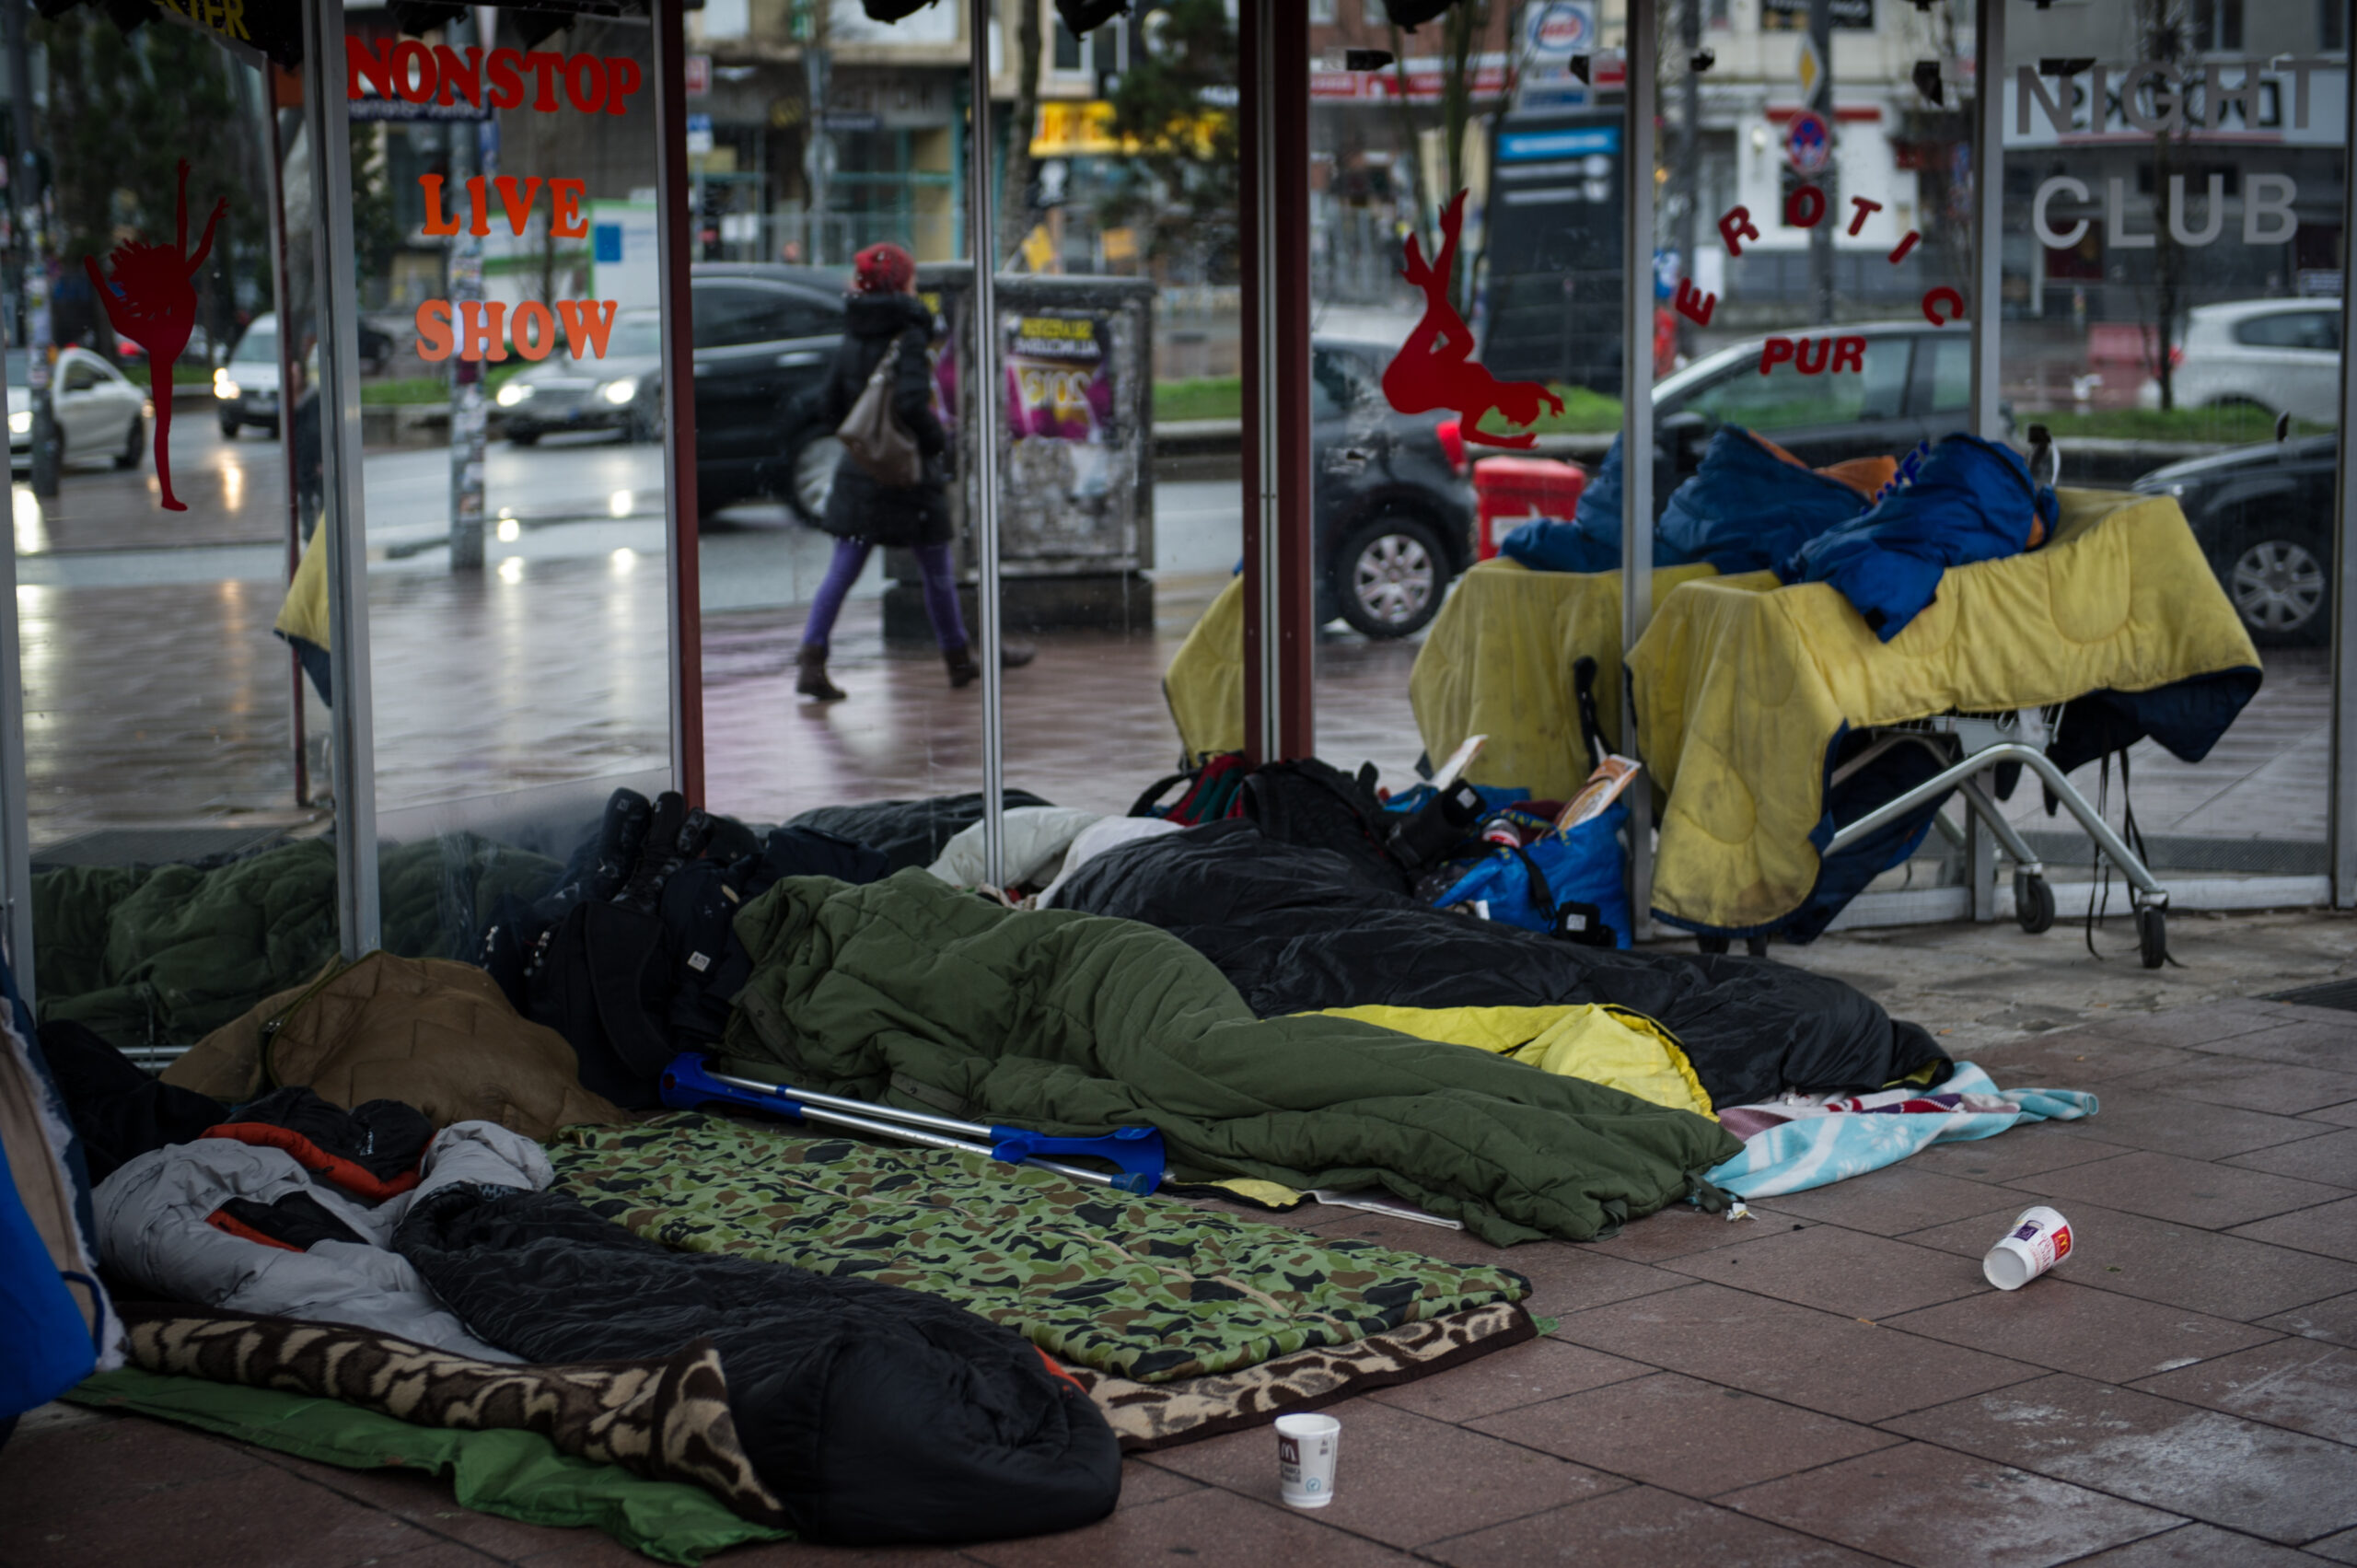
1004,311,1116,510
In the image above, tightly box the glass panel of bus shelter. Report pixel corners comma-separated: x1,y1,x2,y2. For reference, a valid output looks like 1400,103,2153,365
1643,0,1982,935
1303,3,1512,795
1997,5,2344,913
690,0,998,848
337,6,678,958
15,17,317,1064
979,0,1236,835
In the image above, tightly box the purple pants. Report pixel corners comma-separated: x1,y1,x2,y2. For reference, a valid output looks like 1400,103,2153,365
800,538,969,653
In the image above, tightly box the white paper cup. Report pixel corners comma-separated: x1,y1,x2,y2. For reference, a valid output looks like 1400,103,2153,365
1984,1204,2074,1290
1275,1412,1341,1508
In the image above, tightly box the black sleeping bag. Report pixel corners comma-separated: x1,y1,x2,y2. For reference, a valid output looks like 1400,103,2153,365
393,1183,1121,1544
1051,821,1947,1108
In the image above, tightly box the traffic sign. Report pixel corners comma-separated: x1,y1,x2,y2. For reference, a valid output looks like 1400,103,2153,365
1785,110,1831,174
1795,33,1824,101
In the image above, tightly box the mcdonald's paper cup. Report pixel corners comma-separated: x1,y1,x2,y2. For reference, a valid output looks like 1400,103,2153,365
1984,1205,2074,1291
1275,1412,1341,1507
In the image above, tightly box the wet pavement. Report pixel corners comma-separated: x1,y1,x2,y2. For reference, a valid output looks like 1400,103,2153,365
9,977,2357,1567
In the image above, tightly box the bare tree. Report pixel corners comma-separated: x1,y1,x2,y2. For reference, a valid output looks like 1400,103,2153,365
1385,0,1521,323
2139,0,2190,411
1000,0,1045,268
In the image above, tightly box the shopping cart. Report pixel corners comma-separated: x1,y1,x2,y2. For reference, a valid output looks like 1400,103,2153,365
1819,707,2169,967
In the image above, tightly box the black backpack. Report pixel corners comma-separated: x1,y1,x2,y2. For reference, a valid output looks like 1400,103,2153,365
523,805,892,1109
1239,759,1414,894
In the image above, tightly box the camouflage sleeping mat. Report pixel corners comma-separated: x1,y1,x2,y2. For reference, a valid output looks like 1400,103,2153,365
552,1113,1532,1385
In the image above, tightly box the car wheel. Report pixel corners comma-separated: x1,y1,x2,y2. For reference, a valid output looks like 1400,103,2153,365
2221,521,2328,646
218,412,239,438
115,412,144,470
1333,513,1449,638
508,430,540,447
626,404,662,445
787,435,842,526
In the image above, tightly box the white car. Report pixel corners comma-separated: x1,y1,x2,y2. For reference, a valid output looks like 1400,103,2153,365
2138,299,2342,424
8,345,151,472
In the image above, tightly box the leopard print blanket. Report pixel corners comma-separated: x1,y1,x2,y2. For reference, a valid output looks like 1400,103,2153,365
114,1301,790,1527
116,1295,1531,1496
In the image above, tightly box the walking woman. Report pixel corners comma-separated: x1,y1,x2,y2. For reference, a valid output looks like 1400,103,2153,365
795,242,1032,700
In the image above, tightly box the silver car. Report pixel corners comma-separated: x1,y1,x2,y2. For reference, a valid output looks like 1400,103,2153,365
216,316,284,436
2137,299,2342,424
10,346,150,471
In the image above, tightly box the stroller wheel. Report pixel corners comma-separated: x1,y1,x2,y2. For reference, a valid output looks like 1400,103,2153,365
1697,935,1731,955
2014,873,2056,935
2137,906,2168,970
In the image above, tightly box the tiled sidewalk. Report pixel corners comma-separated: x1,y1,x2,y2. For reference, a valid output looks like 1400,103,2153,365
6,995,2357,1568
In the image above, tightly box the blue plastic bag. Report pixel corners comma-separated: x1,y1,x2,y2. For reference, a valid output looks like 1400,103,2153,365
1432,801,1631,948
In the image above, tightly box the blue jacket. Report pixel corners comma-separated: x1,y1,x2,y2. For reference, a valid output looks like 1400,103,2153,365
1659,427,1872,575
1499,427,1870,576
1780,435,2058,642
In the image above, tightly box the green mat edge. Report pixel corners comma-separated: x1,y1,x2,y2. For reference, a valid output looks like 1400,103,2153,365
64,1368,792,1565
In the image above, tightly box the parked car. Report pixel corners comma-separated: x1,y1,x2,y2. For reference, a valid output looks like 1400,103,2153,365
492,309,665,445
1650,320,1998,491
2136,300,2341,424
681,265,850,519
2132,434,2336,645
497,265,849,520
1308,337,1478,637
9,345,149,472
215,315,284,436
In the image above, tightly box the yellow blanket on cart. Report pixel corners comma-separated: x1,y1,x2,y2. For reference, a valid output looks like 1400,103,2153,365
1410,558,1722,799
1629,489,2261,935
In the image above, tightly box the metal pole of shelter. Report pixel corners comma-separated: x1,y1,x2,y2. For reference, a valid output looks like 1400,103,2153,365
1238,0,1314,766
0,349,29,1003
966,0,1005,889
656,0,704,804
1968,0,2003,444
1965,0,2005,923
299,0,381,958
2332,40,2357,908
1620,0,1658,939
264,91,308,807
1805,0,1833,326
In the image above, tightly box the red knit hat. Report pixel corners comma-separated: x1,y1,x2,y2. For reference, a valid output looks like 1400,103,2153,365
852,242,916,296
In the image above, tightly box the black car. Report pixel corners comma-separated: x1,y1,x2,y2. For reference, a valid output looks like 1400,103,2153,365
493,266,851,523
686,264,853,519
2133,434,2336,646
1309,338,1478,638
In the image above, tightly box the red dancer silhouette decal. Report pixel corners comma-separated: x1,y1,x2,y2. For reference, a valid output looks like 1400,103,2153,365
85,161,226,511
1383,191,1562,449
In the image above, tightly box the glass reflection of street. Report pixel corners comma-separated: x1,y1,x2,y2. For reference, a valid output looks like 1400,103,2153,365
15,407,1432,843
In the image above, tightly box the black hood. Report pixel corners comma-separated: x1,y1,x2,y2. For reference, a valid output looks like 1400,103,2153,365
844,291,934,343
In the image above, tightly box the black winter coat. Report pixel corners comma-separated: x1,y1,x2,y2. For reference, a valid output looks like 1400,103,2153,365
812,291,953,549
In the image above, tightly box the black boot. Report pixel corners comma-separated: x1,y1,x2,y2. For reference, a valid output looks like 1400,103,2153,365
943,644,981,689
796,645,846,702
1001,640,1037,670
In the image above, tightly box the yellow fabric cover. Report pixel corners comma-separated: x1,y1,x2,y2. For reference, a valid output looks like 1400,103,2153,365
1162,576,1246,767
1310,1003,1714,1121
274,527,331,649
1629,488,2261,933
1410,557,1721,799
